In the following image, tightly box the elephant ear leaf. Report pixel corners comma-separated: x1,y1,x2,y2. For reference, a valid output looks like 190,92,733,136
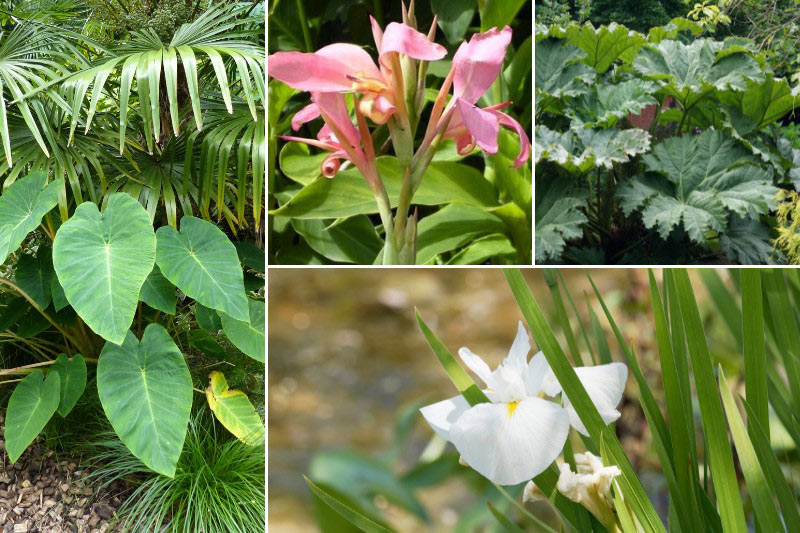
139,266,177,314
53,193,156,345
156,216,249,321
220,298,265,363
50,353,87,417
0,172,62,265
97,324,192,477
617,130,777,243
6,369,60,463
206,371,264,446
14,247,54,310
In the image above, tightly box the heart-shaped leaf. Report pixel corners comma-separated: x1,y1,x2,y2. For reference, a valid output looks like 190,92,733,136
220,298,264,363
50,277,69,312
156,216,248,321
189,329,226,357
15,247,54,309
195,302,221,332
0,172,62,265
5,369,60,463
139,266,177,314
50,353,87,417
97,324,192,477
53,193,156,345
205,371,264,445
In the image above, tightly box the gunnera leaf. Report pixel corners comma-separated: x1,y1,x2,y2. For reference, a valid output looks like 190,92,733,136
720,77,800,135
535,38,594,107
567,79,659,129
617,129,777,242
720,215,779,265
535,125,651,175
563,22,647,74
535,176,588,262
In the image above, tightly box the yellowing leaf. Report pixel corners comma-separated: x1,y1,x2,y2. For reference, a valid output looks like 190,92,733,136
206,371,264,446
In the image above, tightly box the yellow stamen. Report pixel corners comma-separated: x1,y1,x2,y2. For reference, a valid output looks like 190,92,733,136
507,401,519,417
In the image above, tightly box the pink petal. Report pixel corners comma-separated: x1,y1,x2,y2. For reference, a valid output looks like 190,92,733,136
267,51,354,93
316,124,338,144
380,22,447,61
452,26,512,104
321,153,342,178
278,135,339,152
457,99,499,154
312,92,361,149
316,43,383,82
370,15,383,51
291,102,320,131
491,109,531,168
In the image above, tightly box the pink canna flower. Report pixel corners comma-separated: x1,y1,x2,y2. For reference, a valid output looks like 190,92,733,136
436,27,530,168
267,19,446,124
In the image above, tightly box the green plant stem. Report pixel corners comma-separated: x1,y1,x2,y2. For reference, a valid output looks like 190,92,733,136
0,277,85,354
374,190,398,264
492,484,560,533
295,0,313,53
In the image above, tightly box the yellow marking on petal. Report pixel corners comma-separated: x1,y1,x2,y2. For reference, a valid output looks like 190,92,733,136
507,401,519,417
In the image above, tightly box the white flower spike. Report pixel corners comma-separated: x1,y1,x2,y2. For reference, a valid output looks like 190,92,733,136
420,322,628,486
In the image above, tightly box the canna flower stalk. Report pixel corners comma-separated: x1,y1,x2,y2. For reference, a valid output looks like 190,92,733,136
267,1,530,264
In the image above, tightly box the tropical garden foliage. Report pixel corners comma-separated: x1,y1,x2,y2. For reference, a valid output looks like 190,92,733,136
0,0,265,529
535,17,800,264
303,268,800,532
267,0,532,265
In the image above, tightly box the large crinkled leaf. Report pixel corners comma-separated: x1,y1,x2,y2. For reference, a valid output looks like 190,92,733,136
618,130,777,242
568,79,658,128
720,77,800,134
14,247,54,309
50,353,87,417
535,125,650,175
156,216,248,322
53,193,156,345
535,176,588,262
5,369,60,463
647,17,703,43
534,38,594,107
97,324,192,477
0,172,62,265
634,39,762,108
220,298,265,363
564,22,647,73
720,215,779,265
205,371,264,445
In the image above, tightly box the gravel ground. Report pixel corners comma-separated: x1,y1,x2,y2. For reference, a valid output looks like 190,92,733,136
0,413,122,533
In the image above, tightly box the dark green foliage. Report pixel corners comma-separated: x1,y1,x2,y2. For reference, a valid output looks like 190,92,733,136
588,0,683,32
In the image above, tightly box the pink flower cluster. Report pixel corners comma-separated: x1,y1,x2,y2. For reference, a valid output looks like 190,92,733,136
267,16,529,182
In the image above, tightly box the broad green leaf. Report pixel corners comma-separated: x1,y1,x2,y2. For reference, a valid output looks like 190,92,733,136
0,172,62,265
431,0,475,44
535,177,587,263
53,193,156,345
618,130,776,243
416,309,489,406
719,215,777,265
97,324,192,477
479,0,525,31
234,241,265,273
272,157,499,219
195,302,221,332
447,233,515,265
633,39,762,108
50,353,87,417
291,216,382,264
304,476,395,533
720,77,800,134
718,367,784,532
6,369,60,463
14,248,53,309
220,298,265,363
534,38,594,104
564,22,647,73
189,329,226,358
535,125,650,175
205,371,264,445
50,276,69,312
415,204,505,264
568,79,658,128
156,216,248,322
279,142,327,185
138,266,177,314
672,270,747,532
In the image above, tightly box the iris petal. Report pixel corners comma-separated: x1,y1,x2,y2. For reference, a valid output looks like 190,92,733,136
419,394,470,440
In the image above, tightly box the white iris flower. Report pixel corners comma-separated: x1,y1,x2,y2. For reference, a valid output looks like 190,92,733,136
420,322,627,486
